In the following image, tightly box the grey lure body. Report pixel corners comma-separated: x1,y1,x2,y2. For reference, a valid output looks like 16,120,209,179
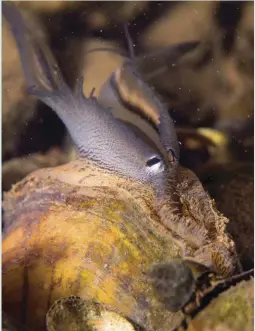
2,2,181,197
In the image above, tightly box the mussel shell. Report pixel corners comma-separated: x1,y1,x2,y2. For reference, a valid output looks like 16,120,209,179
2,160,183,331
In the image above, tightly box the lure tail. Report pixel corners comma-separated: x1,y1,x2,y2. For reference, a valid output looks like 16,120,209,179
2,1,67,95
2,1,84,129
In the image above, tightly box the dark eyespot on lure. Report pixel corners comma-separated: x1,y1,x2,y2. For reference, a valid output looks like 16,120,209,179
2,2,172,192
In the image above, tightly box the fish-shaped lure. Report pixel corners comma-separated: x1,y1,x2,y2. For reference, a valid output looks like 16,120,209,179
2,2,176,195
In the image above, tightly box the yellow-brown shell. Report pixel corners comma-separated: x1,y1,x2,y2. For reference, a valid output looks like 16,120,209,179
2,159,183,331
183,278,254,331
